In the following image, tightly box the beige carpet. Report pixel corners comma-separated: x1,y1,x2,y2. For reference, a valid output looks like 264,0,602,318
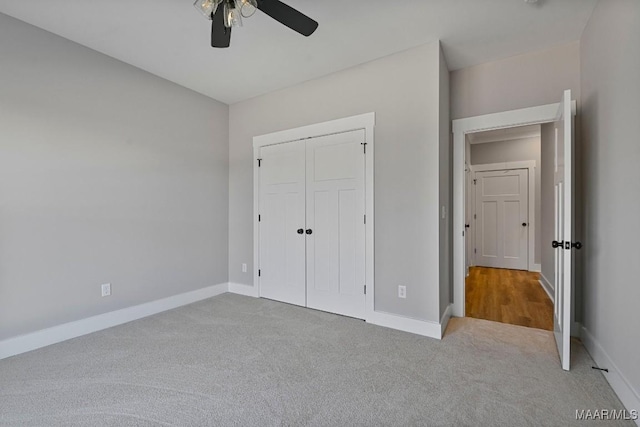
0,293,632,426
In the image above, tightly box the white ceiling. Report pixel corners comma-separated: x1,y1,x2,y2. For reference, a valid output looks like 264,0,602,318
0,0,598,104
467,124,541,145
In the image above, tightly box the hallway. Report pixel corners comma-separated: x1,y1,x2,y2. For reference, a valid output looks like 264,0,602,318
465,267,553,331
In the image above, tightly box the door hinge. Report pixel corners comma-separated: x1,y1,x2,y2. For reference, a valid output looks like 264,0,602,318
258,214,261,222
257,158,262,167
364,285,366,295
364,214,366,224
258,269,261,277
473,179,477,185
474,248,477,254
474,214,476,220
361,142,367,154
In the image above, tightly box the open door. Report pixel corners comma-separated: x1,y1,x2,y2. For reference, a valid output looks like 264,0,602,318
553,89,575,371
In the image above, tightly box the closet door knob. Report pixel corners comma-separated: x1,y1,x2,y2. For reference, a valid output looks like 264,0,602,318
297,228,304,234
305,229,313,235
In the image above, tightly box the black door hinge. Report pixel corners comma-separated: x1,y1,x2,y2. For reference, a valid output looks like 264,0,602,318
364,214,366,224
473,179,477,185
361,142,367,154
258,214,261,222
258,269,261,277
257,158,262,167
364,285,366,295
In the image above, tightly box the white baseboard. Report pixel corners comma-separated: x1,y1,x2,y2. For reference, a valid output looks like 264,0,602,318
367,310,443,340
0,282,229,360
228,282,259,298
581,325,640,426
539,273,554,303
530,263,541,273
440,304,453,337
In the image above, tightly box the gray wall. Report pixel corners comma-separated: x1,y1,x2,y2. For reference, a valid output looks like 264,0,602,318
470,136,541,265
450,42,581,120
580,0,640,401
540,124,555,287
0,14,229,340
438,45,451,318
229,42,445,322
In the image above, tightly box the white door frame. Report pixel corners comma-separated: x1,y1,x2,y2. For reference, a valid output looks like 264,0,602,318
253,112,375,318
452,102,575,317
471,161,537,272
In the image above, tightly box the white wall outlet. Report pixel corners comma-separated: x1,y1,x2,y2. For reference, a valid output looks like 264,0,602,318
101,283,111,297
398,285,406,299
242,263,247,273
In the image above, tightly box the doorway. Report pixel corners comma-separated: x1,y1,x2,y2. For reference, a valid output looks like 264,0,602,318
464,125,549,330
453,93,577,370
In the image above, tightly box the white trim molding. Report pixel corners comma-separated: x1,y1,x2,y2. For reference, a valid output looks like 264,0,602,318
228,282,259,298
581,326,640,426
253,112,375,320
0,283,228,360
452,101,576,317
471,160,537,272
531,263,541,273
367,311,443,340
440,304,453,337
538,273,554,304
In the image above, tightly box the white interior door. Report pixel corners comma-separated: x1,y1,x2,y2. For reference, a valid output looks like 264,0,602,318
305,129,366,319
258,141,306,306
553,89,574,371
475,169,529,270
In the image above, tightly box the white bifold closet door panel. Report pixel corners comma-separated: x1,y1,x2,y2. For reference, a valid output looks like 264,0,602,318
258,141,306,306
305,130,366,319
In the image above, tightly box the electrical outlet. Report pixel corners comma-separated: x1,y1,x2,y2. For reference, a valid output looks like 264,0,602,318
242,263,247,273
101,283,111,297
398,285,406,299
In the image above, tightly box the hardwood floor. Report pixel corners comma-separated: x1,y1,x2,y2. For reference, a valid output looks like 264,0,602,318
465,267,553,331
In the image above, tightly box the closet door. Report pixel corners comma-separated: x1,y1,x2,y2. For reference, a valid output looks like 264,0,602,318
305,129,366,319
258,141,306,306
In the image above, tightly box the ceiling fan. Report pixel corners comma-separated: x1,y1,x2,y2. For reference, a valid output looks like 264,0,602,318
194,0,319,48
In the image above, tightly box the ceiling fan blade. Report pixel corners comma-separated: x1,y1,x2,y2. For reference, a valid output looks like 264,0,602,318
211,4,231,48
257,0,318,37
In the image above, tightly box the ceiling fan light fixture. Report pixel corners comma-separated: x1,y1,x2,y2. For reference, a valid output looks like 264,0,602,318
203,0,318,48
235,0,258,18
224,1,243,28
193,0,222,20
